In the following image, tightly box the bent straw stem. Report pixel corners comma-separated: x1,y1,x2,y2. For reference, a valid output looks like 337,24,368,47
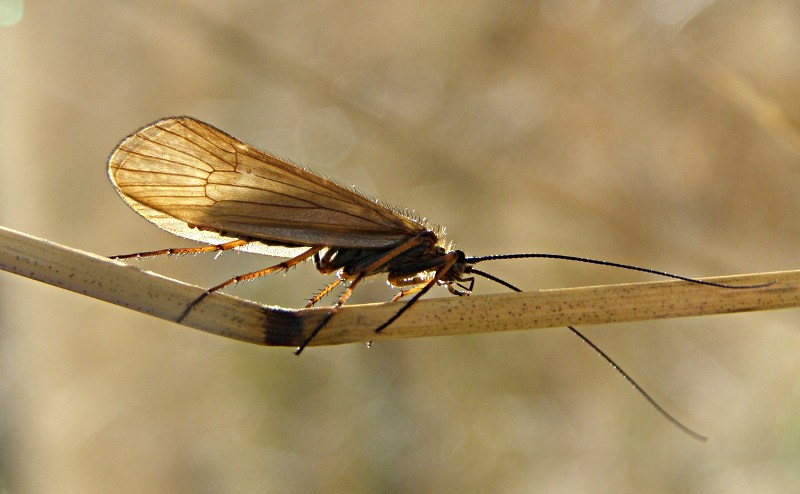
1,226,797,348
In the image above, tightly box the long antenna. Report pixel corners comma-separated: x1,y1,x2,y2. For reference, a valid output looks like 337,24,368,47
566,325,707,441
467,253,774,289
468,267,708,441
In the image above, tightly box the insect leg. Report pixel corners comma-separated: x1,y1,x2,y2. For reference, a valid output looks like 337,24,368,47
295,273,366,355
296,234,434,352
314,249,338,274
306,278,344,308
177,246,324,322
111,239,250,259
386,273,433,301
389,273,473,298
375,252,459,333
390,284,426,302
447,277,475,296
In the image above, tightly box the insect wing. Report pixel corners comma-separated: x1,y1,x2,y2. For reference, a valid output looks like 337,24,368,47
107,117,425,254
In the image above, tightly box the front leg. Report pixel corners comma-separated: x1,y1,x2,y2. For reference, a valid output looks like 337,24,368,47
447,276,474,296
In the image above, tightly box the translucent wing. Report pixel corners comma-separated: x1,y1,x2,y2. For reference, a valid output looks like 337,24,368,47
108,117,426,256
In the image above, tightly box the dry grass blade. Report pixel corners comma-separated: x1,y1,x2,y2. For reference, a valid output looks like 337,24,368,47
1,225,798,348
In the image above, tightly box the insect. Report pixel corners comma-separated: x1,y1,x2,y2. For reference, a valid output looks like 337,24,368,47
108,116,767,440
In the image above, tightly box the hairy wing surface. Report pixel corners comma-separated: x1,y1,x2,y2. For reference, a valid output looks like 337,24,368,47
108,117,425,253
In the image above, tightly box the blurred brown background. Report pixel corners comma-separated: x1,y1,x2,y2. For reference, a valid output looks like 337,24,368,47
1,1,799,492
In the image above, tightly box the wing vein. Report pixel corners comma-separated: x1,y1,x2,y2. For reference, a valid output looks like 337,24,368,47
108,116,432,250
